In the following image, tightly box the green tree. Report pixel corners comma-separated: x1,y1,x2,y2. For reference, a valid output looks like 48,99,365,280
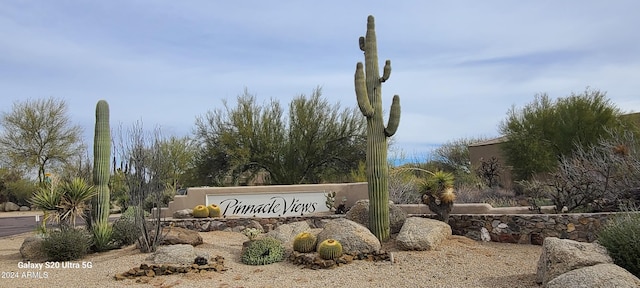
433,137,489,173
0,98,84,183
153,136,196,192
192,88,366,185
499,88,633,180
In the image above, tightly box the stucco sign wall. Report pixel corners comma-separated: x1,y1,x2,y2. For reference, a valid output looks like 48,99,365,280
206,191,329,217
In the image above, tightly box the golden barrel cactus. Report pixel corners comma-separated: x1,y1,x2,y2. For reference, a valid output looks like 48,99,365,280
317,239,343,260
192,205,209,218
293,232,317,253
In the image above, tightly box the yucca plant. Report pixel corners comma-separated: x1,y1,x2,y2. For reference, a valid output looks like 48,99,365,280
419,170,456,222
29,182,63,231
58,178,97,228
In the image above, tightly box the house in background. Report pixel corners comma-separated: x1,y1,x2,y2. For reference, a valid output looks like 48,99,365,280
468,136,513,189
468,112,640,190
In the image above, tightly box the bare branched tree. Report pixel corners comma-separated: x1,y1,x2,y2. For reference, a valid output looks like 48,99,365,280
113,121,166,253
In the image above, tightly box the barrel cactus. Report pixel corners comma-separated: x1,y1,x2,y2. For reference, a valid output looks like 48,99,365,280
192,205,209,218
241,237,285,265
317,239,343,260
355,15,401,242
293,231,317,253
207,204,221,217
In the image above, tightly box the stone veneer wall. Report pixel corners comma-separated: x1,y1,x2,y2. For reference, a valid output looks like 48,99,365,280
419,213,617,245
161,212,627,245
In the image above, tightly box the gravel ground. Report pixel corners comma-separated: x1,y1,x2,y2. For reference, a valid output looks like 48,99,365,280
0,231,542,288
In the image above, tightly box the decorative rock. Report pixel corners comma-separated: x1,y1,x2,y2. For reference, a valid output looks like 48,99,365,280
480,227,491,242
172,209,193,219
316,218,381,255
4,201,19,212
265,221,311,244
149,244,199,265
0,202,4,211
345,199,407,234
396,217,452,251
115,256,227,280
19,206,30,211
20,235,47,261
536,237,613,285
546,263,640,288
161,227,203,246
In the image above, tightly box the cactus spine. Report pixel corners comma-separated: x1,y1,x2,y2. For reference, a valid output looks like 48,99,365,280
354,15,401,242
92,100,111,226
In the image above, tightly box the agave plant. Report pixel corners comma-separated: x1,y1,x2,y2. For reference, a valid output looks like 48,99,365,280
58,178,97,228
91,220,114,252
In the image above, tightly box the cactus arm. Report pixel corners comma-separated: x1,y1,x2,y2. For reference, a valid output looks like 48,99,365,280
355,62,374,117
384,95,401,137
380,60,391,82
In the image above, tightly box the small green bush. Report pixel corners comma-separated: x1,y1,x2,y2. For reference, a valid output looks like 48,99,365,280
42,227,92,261
121,206,150,220
597,211,640,277
143,189,175,212
111,217,140,247
241,237,284,265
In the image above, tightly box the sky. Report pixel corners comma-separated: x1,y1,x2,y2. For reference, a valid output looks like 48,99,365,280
2,1,640,160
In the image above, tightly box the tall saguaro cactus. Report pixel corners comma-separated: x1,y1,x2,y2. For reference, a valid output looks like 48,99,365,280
92,100,111,226
355,15,401,241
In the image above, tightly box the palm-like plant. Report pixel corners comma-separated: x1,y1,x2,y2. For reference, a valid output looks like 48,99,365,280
419,170,456,222
58,178,97,227
29,182,63,231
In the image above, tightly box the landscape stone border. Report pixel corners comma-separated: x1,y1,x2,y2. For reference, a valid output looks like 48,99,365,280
159,212,631,244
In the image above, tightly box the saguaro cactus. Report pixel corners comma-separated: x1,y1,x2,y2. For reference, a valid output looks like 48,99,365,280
92,100,111,225
355,15,401,241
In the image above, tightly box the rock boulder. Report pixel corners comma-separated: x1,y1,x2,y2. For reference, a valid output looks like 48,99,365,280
395,217,452,251
149,244,207,265
172,209,193,219
20,235,47,261
266,221,310,243
4,201,19,212
161,227,203,246
316,218,380,255
345,199,407,234
546,263,640,288
536,237,613,285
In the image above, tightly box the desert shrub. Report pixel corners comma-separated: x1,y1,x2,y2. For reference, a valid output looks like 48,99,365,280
111,217,140,247
143,188,175,212
597,210,640,277
241,237,284,265
42,227,92,261
453,184,484,203
388,169,421,204
121,206,150,220
3,179,36,206
544,131,640,213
